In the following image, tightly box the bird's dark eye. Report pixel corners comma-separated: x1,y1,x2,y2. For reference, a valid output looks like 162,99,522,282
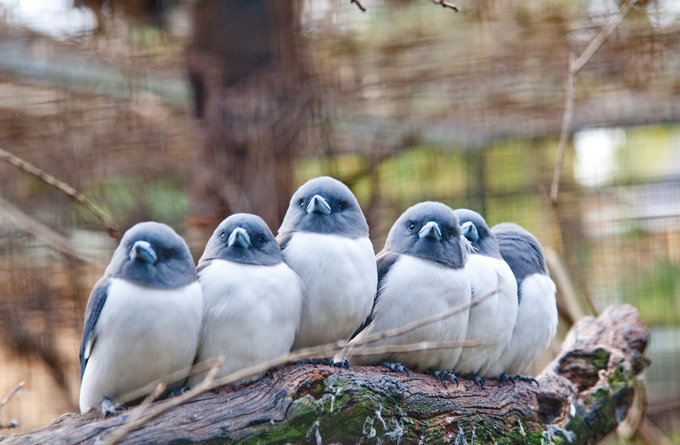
258,235,266,244
408,222,416,231
338,201,348,211
298,199,305,208
219,231,226,241
164,249,173,260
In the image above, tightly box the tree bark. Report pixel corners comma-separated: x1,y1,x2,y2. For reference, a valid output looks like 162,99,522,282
186,0,313,237
1,304,649,444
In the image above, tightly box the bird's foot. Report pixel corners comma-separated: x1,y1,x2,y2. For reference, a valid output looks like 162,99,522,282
498,372,516,386
514,374,539,386
432,370,459,387
471,374,485,389
100,398,118,417
168,386,189,398
329,359,350,369
381,361,410,376
295,358,326,366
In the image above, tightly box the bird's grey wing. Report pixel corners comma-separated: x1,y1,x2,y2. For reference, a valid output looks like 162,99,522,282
79,277,111,380
350,250,400,339
496,233,546,283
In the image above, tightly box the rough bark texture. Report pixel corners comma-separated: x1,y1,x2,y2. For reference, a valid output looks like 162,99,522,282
1,304,649,444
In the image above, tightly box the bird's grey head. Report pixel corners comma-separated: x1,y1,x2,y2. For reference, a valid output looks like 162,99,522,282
385,201,470,269
454,208,502,260
491,222,549,281
278,176,368,239
106,221,197,289
199,213,282,267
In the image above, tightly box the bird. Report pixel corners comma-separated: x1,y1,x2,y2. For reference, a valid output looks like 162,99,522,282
277,176,377,354
486,222,558,381
189,213,303,385
452,208,518,388
342,201,472,383
79,222,202,415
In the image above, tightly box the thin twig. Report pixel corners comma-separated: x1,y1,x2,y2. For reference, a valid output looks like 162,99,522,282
550,63,576,203
0,382,24,413
104,358,222,444
0,194,107,266
432,0,459,12
101,382,167,445
0,146,119,239
351,0,366,13
0,382,24,430
550,0,638,202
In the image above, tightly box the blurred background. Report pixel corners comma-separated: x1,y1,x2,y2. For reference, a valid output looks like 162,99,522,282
0,0,678,442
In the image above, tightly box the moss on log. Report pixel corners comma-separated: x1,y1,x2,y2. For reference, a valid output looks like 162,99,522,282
1,304,649,444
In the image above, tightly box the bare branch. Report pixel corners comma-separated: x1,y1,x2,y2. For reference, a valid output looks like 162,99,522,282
351,0,366,13
0,194,107,267
550,0,638,202
0,382,24,430
102,383,167,445
432,0,459,12
0,146,119,239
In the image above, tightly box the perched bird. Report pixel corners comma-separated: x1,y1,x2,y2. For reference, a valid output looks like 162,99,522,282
189,213,303,385
277,176,377,351
79,222,202,414
453,209,518,387
486,222,558,380
343,202,472,383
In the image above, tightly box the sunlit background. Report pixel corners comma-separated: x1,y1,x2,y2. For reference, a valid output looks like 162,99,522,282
0,0,679,442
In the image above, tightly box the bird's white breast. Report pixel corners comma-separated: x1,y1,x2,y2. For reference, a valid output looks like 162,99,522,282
362,255,471,371
191,260,303,384
283,232,377,349
489,272,557,376
79,279,202,413
455,254,518,376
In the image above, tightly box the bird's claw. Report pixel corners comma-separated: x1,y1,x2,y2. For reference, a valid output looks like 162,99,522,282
100,398,118,417
329,359,350,369
472,375,485,389
168,386,189,398
432,370,458,387
499,372,516,386
514,375,539,386
381,361,409,376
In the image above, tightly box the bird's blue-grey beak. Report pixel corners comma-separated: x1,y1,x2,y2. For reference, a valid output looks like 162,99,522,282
306,194,332,215
228,227,251,248
419,221,442,241
461,221,479,243
130,240,157,264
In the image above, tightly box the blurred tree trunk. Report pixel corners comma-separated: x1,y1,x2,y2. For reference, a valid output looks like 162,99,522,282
186,0,312,236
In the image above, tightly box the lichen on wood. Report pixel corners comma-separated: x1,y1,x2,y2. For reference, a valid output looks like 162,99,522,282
0,304,649,444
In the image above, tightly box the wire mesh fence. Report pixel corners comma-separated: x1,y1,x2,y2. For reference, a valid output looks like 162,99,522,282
0,0,679,441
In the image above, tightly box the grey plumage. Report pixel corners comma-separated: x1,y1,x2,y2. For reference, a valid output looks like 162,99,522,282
191,213,303,385
345,201,472,372
277,176,377,350
79,222,202,414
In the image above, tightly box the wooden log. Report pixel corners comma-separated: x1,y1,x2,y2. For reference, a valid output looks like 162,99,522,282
0,304,649,444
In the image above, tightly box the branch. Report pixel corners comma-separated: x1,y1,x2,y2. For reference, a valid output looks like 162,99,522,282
350,0,366,13
432,0,459,12
550,0,638,203
2,304,650,444
0,194,107,267
0,146,119,239
0,382,24,430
